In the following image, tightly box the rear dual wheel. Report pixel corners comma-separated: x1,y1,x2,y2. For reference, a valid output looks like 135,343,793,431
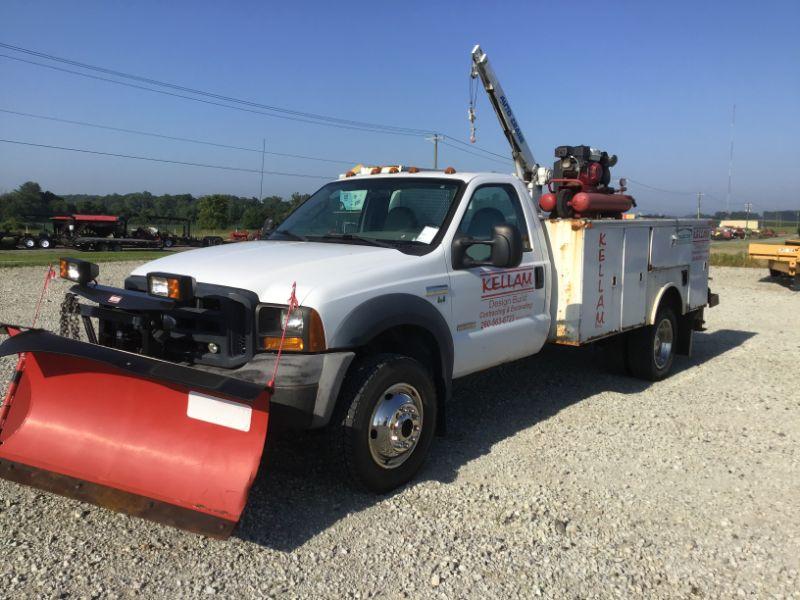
626,305,677,381
330,354,436,493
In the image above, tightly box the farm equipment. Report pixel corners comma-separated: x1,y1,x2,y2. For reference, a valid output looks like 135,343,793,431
229,229,256,242
749,239,800,289
142,216,223,247
0,227,52,249
50,214,168,251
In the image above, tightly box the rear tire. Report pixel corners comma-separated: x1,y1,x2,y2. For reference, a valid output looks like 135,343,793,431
38,237,52,249
22,236,36,249
330,353,437,493
626,305,678,381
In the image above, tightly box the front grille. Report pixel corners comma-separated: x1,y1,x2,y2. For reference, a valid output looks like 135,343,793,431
102,276,261,368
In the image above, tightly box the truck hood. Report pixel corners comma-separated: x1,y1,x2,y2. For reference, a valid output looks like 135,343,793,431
129,241,415,304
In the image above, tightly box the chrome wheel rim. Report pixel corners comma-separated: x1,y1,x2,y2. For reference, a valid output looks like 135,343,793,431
368,383,423,470
653,318,674,369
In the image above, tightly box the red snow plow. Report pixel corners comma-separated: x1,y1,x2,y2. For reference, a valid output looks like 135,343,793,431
0,325,270,538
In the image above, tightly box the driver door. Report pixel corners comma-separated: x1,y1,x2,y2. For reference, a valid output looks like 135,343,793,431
447,183,549,377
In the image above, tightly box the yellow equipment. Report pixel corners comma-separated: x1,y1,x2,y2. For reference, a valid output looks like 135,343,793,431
749,239,799,289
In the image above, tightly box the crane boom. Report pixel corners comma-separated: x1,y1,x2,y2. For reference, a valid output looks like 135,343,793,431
470,45,549,197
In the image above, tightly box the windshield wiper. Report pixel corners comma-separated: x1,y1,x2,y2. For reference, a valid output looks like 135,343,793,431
274,229,307,241
313,234,395,249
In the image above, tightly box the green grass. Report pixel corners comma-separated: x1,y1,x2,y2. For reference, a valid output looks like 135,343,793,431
708,236,793,268
709,251,766,268
710,237,789,256
0,249,175,268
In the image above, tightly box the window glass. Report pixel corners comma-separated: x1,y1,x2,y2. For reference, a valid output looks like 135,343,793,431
273,178,460,246
457,185,531,261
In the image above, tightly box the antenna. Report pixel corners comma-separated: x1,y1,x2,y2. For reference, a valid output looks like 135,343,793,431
725,104,736,215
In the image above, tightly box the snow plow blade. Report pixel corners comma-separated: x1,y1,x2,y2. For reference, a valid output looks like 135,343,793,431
0,326,269,538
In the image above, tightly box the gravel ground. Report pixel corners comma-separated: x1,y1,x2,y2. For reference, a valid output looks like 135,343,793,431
0,263,798,599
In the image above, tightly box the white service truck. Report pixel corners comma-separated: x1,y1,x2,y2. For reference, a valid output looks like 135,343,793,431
42,165,717,494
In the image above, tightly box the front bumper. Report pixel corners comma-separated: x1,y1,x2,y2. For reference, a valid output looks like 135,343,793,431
199,351,355,429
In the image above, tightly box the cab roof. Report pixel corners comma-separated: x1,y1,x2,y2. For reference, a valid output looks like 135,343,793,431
338,165,514,185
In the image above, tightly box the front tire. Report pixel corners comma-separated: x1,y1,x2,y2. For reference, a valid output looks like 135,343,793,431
626,305,677,381
330,353,437,493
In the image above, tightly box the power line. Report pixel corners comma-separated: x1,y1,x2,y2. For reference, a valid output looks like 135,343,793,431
0,43,513,160
0,53,423,137
439,140,511,166
0,138,332,179
0,41,431,136
625,178,697,196
0,107,358,164
442,135,511,160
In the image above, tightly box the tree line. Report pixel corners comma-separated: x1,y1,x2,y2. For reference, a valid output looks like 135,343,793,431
0,181,311,232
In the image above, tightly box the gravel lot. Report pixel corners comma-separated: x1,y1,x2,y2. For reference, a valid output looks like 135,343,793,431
1,263,798,599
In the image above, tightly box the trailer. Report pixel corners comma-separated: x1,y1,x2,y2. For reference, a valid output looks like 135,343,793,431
749,239,800,289
0,45,719,538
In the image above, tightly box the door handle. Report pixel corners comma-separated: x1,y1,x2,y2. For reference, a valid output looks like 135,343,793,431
534,266,544,289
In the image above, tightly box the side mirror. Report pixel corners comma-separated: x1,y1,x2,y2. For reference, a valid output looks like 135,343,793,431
451,223,523,270
490,224,523,267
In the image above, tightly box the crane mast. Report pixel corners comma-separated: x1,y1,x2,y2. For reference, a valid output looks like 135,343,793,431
470,45,549,198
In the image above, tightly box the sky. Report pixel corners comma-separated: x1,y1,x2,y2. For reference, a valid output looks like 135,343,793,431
1,0,798,215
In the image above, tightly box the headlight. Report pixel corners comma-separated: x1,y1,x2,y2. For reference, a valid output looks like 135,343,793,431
147,272,194,301
281,308,305,333
257,305,325,352
59,257,99,285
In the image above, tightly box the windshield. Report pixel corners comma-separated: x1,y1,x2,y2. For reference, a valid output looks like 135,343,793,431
271,178,462,248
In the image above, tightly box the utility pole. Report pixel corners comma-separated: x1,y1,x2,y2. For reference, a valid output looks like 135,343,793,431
696,192,704,219
426,134,443,169
258,138,266,201
744,202,752,239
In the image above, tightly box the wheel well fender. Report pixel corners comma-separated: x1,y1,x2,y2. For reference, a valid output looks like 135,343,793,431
329,294,453,433
649,284,684,325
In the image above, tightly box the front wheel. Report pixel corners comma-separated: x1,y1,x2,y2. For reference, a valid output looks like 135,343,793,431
626,305,677,381
330,354,437,493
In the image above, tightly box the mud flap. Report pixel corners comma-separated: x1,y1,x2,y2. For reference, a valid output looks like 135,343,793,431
0,327,269,538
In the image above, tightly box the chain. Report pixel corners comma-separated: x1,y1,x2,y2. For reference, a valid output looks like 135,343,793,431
59,292,81,340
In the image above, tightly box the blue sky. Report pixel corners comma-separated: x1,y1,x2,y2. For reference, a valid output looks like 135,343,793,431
1,0,798,214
